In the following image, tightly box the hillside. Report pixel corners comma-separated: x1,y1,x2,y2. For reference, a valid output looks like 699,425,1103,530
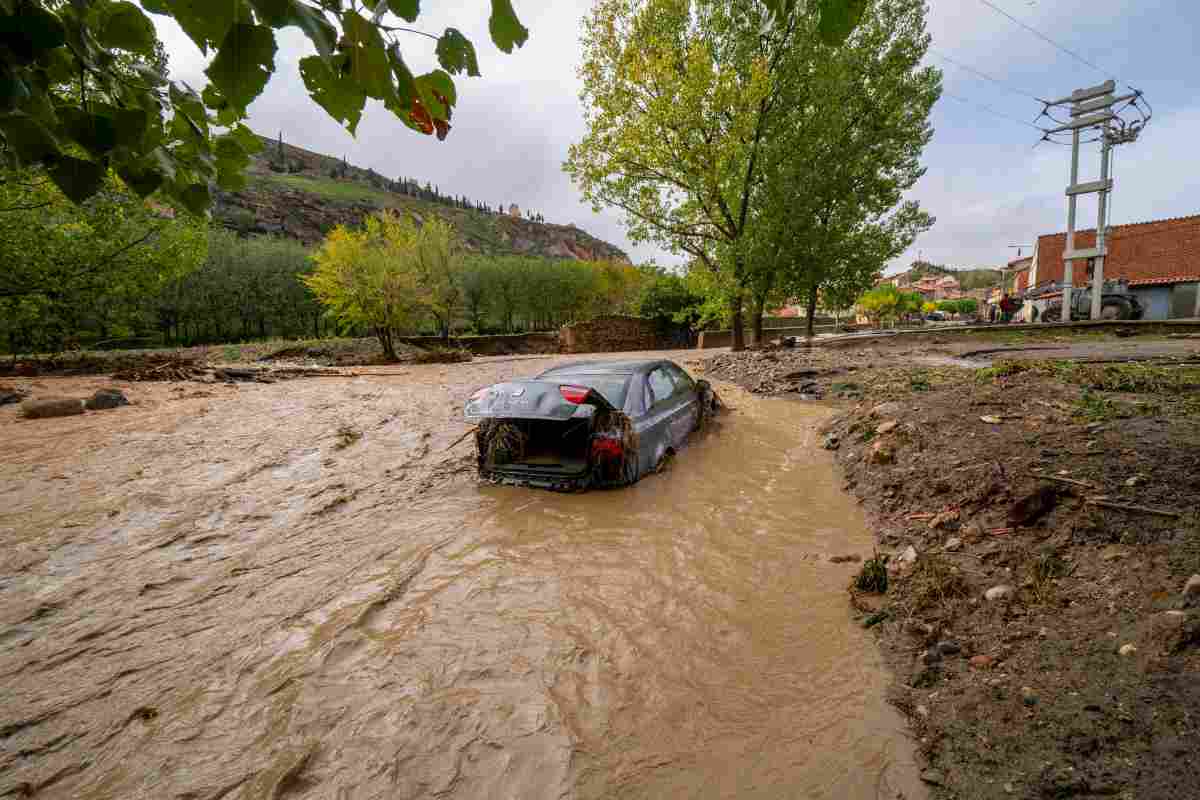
893,260,1003,291
212,135,630,263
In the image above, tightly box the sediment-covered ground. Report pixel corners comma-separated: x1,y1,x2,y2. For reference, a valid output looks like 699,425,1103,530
703,330,1200,799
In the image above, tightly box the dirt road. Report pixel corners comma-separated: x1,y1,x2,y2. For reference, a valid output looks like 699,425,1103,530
1,352,923,799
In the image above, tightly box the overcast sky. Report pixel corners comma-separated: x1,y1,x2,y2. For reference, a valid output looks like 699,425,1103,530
152,1,1199,274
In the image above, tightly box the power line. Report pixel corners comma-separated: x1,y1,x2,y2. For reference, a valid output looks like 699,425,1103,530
976,0,1120,81
940,89,1047,131
931,49,1046,103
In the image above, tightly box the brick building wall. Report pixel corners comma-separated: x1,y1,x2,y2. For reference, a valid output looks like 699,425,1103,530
560,316,658,353
1034,214,1200,287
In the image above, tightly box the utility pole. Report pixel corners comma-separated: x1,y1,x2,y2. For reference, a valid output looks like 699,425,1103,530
1043,81,1145,320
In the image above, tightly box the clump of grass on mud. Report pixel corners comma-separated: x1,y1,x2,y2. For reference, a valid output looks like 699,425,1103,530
977,359,1200,395
903,554,969,614
335,424,362,449
854,551,889,594
412,346,472,364
1026,551,1071,603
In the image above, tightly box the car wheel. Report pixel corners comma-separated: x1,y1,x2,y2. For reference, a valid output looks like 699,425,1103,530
1101,298,1131,320
1042,304,1061,323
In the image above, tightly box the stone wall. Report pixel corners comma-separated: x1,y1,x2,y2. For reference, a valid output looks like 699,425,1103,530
560,316,660,353
397,332,559,356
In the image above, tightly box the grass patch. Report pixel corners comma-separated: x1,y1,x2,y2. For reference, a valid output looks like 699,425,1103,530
905,554,970,613
256,173,396,205
854,551,889,593
908,369,931,392
974,359,1032,383
1027,551,1071,603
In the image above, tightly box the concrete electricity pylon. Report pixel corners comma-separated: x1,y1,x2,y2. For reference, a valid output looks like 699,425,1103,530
1041,80,1149,320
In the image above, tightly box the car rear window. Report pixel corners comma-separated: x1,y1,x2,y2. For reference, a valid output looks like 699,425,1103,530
553,375,629,408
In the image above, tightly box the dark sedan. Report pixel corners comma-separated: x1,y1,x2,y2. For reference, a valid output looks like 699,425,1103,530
464,359,719,490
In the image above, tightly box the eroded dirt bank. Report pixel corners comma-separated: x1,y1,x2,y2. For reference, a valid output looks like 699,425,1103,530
703,334,1200,799
1,352,923,799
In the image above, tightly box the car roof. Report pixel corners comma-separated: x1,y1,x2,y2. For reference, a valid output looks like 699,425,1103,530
537,359,669,377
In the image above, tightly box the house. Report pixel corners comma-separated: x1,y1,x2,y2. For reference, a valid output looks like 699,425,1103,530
1023,215,1200,320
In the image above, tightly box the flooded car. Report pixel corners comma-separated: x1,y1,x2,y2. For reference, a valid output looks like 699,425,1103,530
465,359,718,490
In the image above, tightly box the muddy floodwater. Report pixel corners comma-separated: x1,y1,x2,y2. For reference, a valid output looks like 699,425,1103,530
1,352,923,799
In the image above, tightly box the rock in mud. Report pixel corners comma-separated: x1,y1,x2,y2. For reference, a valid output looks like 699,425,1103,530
822,432,841,451
1008,485,1058,527
969,654,995,669
1184,575,1200,598
921,647,943,666
937,640,962,656
920,769,947,786
85,388,129,410
898,545,918,564
830,554,862,563
984,585,1015,602
1,384,28,406
21,397,85,419
876,419,899,435
944,537,963,552
1118,643,1137,656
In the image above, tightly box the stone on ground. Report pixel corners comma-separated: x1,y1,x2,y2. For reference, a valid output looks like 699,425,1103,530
21,397,84,419
85,388,129,410
984,584,1015,602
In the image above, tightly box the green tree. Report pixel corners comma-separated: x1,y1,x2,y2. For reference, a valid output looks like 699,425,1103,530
753,0,939,338
0,1,529,212
411,216,465,339
305,211,424,361
856,283,899,327
0,167,206,353
566,0,811,352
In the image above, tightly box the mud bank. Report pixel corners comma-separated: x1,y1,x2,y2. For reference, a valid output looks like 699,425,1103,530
1,352,923,799
702,341,1200,799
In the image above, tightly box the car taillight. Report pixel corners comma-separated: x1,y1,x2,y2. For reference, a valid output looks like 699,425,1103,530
559,385,590,404
591,437,623,460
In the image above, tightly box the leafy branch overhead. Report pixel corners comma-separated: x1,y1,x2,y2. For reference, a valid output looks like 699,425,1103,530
0,1,528,211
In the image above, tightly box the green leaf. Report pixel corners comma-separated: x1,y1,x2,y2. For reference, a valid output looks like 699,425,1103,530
299,55,366,134
388,44,419,108
48,156,107,204
179,182,211,215
251,0,336,60
415,69,456,116
117,163,165,197
0,111,60,164
489,0,528,54
59,107,119,155
436,29,480,77
227,123,264,155
204,23,278,114
141,0,244,55
387,0,420,24
818,0,867,46
341,11,394,100
96,2,157,55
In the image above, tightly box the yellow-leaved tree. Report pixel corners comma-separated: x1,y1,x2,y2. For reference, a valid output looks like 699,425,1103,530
305,211,425,361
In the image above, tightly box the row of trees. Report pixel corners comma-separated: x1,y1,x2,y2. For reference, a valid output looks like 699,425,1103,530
566,0,941,349
304,211,656,359
855,283,979,326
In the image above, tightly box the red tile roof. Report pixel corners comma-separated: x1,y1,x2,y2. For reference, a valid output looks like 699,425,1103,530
1035,214,1200,286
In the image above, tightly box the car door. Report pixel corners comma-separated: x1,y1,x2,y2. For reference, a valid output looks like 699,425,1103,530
642,366,680,469
664,364,699,444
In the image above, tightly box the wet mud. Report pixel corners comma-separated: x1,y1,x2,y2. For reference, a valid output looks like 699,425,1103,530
1,353,923,799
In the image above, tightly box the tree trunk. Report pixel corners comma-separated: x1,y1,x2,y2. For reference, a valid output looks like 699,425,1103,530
805,285,819,339
749,296,765,347
376,326,397,361
729,295,745,352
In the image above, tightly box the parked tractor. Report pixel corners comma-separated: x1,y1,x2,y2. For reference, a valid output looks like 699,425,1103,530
1040,280,1144,322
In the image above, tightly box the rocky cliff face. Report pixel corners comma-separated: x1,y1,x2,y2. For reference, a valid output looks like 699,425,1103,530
213,136,630,263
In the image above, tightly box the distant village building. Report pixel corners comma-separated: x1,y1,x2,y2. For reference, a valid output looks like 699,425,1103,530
1020,214,1200,320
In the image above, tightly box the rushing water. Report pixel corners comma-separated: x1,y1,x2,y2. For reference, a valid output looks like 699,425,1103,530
0,357,922,799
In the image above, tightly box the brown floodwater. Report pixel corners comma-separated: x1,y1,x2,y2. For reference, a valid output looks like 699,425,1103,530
0,352,922,799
